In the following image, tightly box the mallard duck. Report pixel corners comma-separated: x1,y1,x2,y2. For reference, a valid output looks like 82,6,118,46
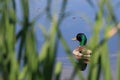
72,33,92,71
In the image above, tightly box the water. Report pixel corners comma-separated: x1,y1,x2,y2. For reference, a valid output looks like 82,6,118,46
16,0,120,79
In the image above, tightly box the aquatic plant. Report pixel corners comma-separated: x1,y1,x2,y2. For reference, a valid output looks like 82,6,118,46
0,0,120,80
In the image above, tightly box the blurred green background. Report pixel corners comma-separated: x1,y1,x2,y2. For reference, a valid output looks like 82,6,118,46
0,0,120,80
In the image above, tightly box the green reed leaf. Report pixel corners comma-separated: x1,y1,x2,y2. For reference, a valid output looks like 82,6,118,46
55,62,62,80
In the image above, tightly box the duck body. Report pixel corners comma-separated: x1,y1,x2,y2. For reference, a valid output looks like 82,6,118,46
72,33,92,71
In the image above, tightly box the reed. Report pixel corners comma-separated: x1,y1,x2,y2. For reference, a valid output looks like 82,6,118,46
0,0,120,80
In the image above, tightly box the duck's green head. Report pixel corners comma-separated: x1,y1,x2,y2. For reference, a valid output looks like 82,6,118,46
72,33,87,46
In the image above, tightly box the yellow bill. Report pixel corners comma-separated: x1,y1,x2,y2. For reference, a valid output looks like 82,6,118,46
72,37,77,40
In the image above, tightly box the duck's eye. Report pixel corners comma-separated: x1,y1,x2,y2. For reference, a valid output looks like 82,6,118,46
76,34,82,41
